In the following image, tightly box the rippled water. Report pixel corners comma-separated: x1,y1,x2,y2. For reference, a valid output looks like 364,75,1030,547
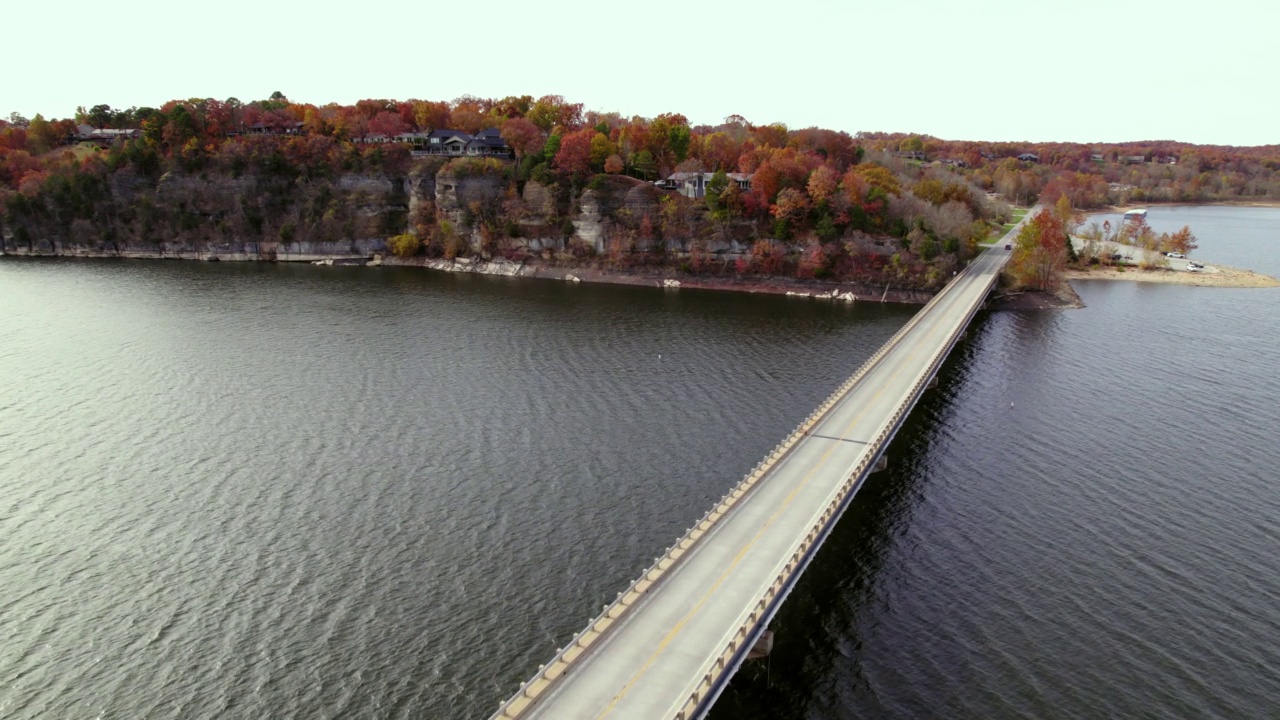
0,261,909,719
3,207,1278,719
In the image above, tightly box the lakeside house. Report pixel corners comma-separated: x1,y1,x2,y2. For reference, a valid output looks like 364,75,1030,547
360,128,515,158
1124,208,1148,222
655,171,752,199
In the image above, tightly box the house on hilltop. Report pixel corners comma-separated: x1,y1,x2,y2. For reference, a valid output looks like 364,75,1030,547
1017,152,1039,162
399,128,512,158
466,128,513,157
246,121,304,135
655,171,752,199
76,126,143,145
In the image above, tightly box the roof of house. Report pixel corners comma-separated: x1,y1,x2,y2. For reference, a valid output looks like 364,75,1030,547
88,128,141,138
467,134,510,149
429,129,471,140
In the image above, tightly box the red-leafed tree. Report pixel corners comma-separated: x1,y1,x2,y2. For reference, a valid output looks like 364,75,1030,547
368,111,410,137
500,117,543,162
554,128,594,177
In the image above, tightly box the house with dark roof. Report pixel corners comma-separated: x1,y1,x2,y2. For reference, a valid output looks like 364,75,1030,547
247,121,304,135
404,128,512,158
1017,152,1039,162
465,128,513,157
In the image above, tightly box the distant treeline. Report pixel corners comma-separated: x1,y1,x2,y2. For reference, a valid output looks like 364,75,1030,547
2,93,1273,288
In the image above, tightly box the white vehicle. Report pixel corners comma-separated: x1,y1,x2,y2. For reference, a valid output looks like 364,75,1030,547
1187,263,1202,272
1166,252,1186,259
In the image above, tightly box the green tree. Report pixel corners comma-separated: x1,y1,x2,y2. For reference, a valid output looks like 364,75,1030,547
705,170,730,219
26,114,57,154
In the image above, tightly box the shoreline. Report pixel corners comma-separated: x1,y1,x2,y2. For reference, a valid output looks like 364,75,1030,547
0,247,940,306
383,256,940,305
1065,265,1280,288
1093,200,1280,214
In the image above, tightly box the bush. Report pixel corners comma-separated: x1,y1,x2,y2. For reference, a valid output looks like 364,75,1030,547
387,233,420,258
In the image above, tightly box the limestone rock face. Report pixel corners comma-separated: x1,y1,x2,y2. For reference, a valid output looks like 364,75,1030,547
623,183,660,220
436,170,504,226
336,174,395,195
156,172,255,215
522,181,557,219
572,189,607,254
404,168,437,219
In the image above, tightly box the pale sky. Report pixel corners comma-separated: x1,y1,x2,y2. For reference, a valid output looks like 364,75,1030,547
6,0,1275,146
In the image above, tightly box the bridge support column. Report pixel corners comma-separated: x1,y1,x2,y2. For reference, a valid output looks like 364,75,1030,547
872,455,888,473
926,375,939,389
747,630,774,660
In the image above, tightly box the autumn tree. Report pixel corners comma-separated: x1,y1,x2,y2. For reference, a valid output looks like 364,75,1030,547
554,128,594,177
1166,225,1199,255
500,117,543,163
368,111,410,137
806,165,839,204
1009,209,1068,291
588,132,615,171
413,101,452,132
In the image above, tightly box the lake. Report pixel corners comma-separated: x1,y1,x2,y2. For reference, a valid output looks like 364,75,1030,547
2,205,1278,718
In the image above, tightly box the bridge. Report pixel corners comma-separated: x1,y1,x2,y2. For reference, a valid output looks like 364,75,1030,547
492,221,1027,720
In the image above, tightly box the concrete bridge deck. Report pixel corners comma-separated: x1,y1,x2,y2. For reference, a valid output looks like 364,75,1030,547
493,230,1021,720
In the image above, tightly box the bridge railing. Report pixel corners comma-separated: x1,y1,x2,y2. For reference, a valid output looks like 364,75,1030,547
492,252,1004,720
669,257,1005,720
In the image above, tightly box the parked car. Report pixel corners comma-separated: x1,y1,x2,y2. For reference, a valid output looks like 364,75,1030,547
1166,252,1186,259
1187,263,1202,272
1188,261,1205,269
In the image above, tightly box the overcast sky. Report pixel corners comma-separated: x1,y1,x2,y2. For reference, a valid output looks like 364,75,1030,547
6,0,1274,146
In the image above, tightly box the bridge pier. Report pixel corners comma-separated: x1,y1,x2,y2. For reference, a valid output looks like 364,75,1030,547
746,630,774,660
872,455,888,473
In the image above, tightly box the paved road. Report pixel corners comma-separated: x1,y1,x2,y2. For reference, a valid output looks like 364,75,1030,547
499,223,1026,720
1071,236,1211,272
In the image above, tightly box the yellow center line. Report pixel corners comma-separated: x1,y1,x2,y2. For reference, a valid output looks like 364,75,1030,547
593,292,966,719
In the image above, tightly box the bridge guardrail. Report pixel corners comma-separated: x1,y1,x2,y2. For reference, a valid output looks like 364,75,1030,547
492,252,1003,720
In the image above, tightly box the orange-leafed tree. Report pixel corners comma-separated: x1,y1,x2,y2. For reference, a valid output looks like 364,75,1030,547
1166,226,1199,255
1009,209,1068,291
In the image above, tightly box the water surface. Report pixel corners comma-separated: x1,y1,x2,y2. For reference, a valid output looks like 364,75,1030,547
3,207,1279,719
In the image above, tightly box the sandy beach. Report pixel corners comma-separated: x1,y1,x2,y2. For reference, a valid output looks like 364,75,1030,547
1066,265,1280,288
